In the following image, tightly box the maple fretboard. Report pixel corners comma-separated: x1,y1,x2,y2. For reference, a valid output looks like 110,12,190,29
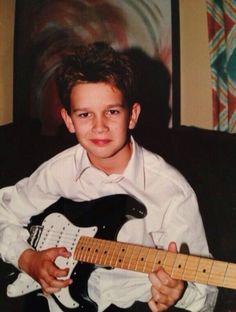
74,236,236,290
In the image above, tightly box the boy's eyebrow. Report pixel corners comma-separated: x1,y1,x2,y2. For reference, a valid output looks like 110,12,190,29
71,103,125,112
106,103,125,108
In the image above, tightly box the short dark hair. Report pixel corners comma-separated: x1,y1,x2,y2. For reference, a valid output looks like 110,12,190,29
56,42,135,112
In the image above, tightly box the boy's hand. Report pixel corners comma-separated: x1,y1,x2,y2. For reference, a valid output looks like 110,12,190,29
148,242,185,312
18,247,73,295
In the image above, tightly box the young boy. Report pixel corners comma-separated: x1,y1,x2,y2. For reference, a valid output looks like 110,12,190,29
0,42,217,312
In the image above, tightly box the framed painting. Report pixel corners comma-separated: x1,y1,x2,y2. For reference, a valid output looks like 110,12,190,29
13,0,180,135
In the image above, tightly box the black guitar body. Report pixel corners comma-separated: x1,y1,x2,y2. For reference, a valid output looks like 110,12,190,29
29,194,147,312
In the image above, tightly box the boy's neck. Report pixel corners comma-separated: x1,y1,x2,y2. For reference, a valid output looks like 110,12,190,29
88,141,133,176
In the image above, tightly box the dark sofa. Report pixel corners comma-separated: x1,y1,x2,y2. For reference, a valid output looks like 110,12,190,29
0,120,236,311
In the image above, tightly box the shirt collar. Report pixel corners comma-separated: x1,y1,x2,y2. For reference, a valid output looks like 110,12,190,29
74,136,145,190
122,136,145,190
75,146,91,180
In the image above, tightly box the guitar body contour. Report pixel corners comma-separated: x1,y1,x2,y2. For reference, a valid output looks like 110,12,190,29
7,195,147,312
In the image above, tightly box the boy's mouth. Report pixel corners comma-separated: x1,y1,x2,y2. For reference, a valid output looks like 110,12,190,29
90,139,112,146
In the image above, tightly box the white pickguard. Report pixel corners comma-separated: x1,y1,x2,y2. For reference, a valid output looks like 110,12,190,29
7,213,98,309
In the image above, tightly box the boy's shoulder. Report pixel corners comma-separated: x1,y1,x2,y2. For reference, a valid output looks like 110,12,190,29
141,145,192,193
50,144,81,161
38,143,83,170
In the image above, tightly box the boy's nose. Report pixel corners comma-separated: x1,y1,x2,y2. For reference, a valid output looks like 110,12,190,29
92,116,108,133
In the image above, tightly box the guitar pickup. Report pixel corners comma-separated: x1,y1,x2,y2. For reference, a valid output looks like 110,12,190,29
28,225,44,249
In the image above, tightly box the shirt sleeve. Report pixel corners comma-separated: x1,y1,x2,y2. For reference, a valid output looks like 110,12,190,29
0,165,60,268
0,184,32,268
151,187,218,311
175,282,218,311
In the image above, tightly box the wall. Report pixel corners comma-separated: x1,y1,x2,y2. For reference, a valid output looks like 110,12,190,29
179,0,213,129
0,0,15,125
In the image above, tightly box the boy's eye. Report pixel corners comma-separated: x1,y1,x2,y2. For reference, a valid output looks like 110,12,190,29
107,109,119,115
78,112,90,118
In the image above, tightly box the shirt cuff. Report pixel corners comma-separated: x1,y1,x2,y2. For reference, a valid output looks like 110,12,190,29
2,226,32,269
175,282,218,311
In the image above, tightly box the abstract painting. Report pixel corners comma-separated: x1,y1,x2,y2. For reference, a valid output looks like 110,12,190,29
14,0,179,134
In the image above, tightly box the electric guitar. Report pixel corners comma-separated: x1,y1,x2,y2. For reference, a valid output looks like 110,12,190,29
6,195,236,312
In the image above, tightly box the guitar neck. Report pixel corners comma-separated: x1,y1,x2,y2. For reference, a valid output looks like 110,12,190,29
74,236,236,290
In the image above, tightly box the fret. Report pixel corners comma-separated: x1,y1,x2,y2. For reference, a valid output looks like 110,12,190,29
73,241,80,261
101,239,117,267
86,236,98,264
80,236,92,263
94,239,110,265
223,262,236,289
141,247,151,273
135,246,150,272
144,248,159,273
195,257,213,284
182,255,200,282
208,260,228,286
88,237,102,264
152,249,167,272
125,245,143,271
114,242,128,269
133,246,143,272
109,241,125,268
163,251,177,276
172,253,188,280
123,243,138,270
92,237,103,265
74,236,85,261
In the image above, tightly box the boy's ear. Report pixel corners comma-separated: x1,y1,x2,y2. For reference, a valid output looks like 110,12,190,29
129,102,141,130
61,108,75,133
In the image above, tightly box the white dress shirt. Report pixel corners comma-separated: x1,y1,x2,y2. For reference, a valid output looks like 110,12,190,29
0,138,218,311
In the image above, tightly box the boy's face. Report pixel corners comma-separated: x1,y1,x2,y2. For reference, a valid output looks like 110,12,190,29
61,82,140,174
